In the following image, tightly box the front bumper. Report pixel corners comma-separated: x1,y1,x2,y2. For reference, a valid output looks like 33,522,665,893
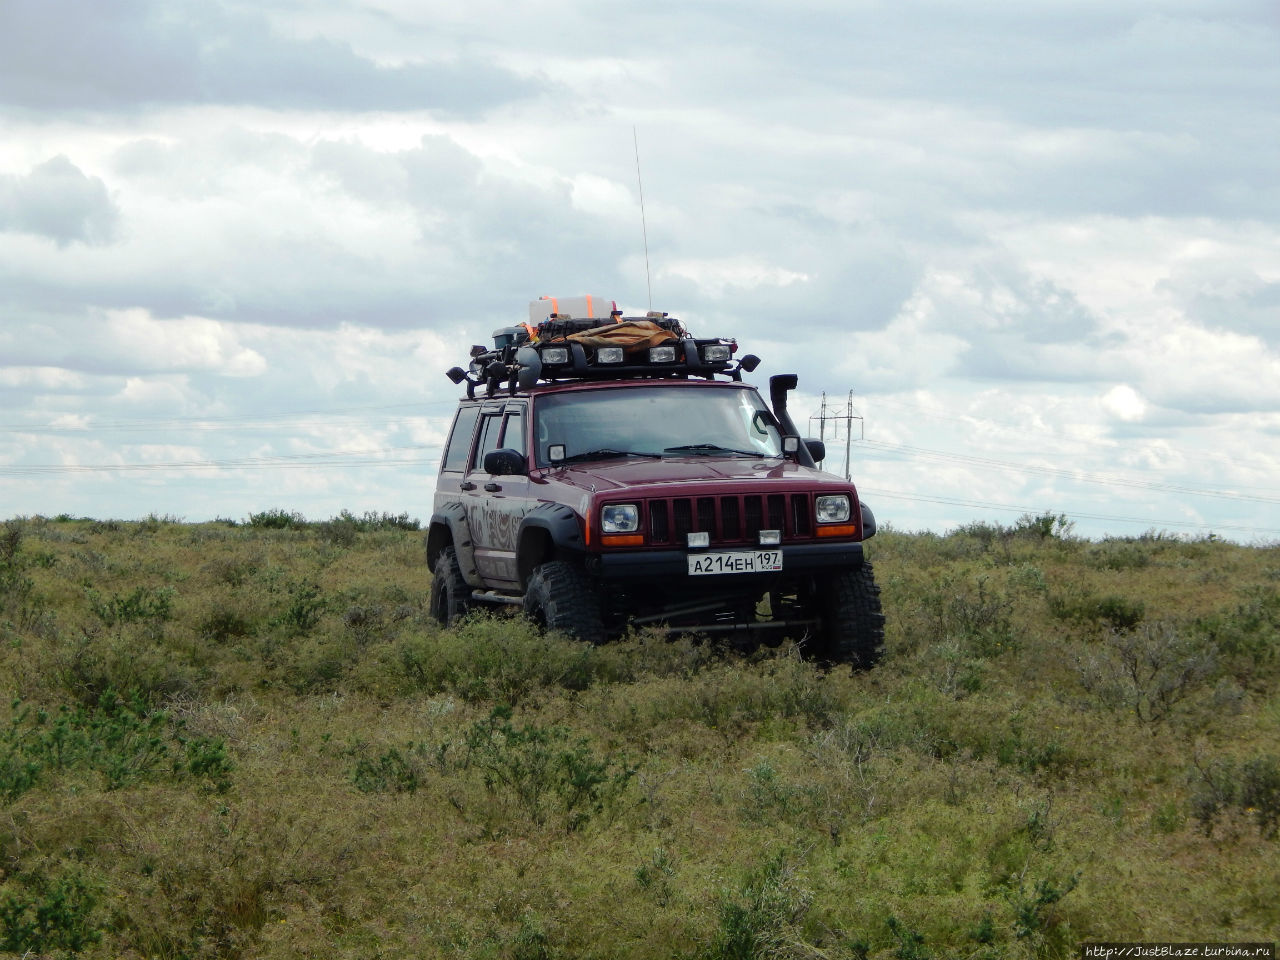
585,540,865,581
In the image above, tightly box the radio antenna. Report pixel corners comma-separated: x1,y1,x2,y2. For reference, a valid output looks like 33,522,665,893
633,126,653,311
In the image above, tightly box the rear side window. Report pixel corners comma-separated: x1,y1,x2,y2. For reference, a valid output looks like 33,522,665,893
441,406,480,473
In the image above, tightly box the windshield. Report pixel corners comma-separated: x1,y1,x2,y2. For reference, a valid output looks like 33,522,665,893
534,385,783,466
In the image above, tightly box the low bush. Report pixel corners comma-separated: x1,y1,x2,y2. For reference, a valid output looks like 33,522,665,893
1190,753,1280,838
1075,622,1216,725
0,515,1276,956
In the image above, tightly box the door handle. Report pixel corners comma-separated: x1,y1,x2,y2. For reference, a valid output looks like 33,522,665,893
460,481,476,491
484,482,501,492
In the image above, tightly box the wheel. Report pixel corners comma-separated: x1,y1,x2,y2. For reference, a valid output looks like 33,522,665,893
812,562,885,669
429,546,470,626
522,561,606,645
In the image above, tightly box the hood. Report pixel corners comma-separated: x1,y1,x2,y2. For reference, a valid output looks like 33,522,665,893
534,456,853,494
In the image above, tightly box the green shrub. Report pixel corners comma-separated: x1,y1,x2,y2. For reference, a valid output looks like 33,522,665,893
247,509,305,529
598,656,839,741
635,847,677,906
885,915,932,960
317,515,359,547
199,606,255,643
457,705,634,831
0,869,102,954
1048,590,1145,631
329,509,420,532
1190,753,1280,838
351,746,421,794
1076,622,1215,725
274,580,325,635
923,577,1015,656
0,690,232,799
180,734,234,793
87,585,174,628
1008,871,1079,944
1013,511,1075,540
705,853,813,960
1195,587,1280,677
1085,540,1153,571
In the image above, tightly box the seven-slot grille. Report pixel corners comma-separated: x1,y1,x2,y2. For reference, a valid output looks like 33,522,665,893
645,493,815,546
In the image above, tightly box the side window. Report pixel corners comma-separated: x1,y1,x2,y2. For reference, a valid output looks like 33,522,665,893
441,406,480,473
502,408,526,456
471,413,504,470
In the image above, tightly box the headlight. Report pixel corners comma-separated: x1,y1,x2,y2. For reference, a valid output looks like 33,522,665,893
601,503,639,534
596,346,624,364
541,346,569,364
815,495,852,524
702,343,732,362
648,344,677,363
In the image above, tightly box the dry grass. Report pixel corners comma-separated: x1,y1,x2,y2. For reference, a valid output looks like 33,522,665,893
0,515,1277,957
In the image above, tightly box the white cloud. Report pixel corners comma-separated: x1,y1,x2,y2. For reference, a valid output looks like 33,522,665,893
0,366,87,390
0,155,118,245
1101,384,1147,422
104,310,267,377
658,258,811,299
0,1,1277,537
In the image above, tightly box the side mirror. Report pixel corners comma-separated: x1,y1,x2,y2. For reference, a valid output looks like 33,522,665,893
804,439,826,464
483,448,527,476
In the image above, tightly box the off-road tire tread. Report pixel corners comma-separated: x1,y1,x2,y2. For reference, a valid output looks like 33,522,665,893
820,561,885,669
523,561,606,645
430,546,470,626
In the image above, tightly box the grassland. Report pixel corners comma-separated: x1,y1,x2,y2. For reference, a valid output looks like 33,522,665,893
0,512,1277,959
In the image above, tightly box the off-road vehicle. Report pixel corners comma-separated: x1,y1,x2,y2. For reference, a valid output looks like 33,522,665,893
426,296,884,667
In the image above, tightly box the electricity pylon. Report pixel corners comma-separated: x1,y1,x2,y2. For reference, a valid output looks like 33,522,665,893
808,391,864,481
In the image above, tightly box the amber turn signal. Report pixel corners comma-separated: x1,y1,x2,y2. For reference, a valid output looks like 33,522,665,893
815,524,858,538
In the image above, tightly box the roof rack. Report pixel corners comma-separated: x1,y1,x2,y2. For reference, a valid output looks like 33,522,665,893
446,301,761,398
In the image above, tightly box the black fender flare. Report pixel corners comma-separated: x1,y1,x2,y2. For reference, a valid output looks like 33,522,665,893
516,502,586,588
860,500,877,539
427,502,483,588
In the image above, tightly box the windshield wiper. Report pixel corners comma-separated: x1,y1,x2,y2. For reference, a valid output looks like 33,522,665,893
559,448,662,464
663,443,776,458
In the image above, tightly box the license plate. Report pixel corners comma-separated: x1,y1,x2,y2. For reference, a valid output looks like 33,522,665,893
687,550,783,576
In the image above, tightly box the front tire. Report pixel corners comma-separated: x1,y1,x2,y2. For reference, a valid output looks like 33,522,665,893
429,546,470,627
812,562,885,669
523,561,606,645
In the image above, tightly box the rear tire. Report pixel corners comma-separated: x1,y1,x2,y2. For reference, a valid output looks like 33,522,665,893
813,562,885,669
523,561,606,645
430,546,470,627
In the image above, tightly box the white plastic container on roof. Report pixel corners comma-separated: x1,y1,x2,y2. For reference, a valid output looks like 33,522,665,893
529,295,617,324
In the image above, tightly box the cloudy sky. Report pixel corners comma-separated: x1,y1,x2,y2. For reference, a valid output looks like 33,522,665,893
2,0,1278,540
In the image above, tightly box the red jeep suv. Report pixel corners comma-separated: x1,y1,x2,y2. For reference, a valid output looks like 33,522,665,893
426,300,884,668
